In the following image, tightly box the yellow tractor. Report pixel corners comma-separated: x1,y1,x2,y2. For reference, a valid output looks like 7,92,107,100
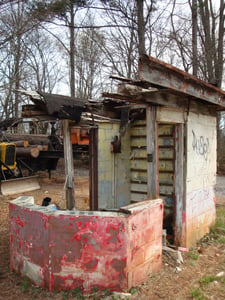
0,142,40,195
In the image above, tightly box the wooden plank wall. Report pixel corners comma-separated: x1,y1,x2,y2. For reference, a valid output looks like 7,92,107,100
130,120,148,202
158,124,175,234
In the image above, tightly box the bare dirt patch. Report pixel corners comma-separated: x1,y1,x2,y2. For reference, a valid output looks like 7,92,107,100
0,167,225,299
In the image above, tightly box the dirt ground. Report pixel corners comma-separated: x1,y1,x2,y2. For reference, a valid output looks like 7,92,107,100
0,160,225,299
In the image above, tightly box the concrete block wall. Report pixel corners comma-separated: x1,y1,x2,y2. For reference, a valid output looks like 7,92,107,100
185,112,216,246
10,197,163,293
126,201,163,287
98,122,131,209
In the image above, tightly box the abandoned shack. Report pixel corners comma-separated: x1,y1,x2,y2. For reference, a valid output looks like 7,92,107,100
9,55,225,293
99,55,225,247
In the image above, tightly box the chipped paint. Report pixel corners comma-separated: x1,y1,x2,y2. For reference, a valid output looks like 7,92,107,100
10,197,163,293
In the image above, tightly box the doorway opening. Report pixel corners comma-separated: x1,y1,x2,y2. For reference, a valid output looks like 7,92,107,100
158,123,184,244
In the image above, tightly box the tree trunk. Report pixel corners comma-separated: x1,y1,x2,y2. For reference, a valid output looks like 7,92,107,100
14,2,22,117
69,3,75,97
16,146,40,158
191,0,198,76
216,0,224,88
67,2,76,209
137,0,145,56
5,134,50,145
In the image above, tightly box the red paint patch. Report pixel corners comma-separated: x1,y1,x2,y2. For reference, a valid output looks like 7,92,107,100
15,216,25,227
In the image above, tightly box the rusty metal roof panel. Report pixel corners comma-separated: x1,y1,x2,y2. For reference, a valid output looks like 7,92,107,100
139,55,225,108
20,90,87,122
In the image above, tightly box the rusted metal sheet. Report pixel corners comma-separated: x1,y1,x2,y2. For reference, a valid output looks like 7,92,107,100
20,90,87,122
139,55,225,108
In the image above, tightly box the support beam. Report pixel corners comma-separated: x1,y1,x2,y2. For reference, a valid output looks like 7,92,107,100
174,124,184,246
63,119,75,210
146,106,158,198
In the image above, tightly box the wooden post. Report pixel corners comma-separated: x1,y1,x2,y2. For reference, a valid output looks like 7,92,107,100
146,106,158,199
63,119,75,210
174,124,184,245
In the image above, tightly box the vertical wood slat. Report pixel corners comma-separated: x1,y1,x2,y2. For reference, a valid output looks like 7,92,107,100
63,119,75,210
89,127,98,211
174,124,184,245
146,106,158,198
130,120,147,202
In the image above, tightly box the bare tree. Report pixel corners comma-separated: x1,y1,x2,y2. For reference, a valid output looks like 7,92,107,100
137,0,145,56
99,0,157,79
74,26,105,99
197,0,224,87
31,0,92,97
191,0,198,76
0,1,29,118
23,28,64,93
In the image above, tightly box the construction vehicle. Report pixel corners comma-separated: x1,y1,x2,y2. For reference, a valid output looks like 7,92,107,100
71,127,89,158
0,142,40,195
0,118,90,195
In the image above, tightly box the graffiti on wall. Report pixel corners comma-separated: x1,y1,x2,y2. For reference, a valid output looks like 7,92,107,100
192,130,209,161
186,187,215,217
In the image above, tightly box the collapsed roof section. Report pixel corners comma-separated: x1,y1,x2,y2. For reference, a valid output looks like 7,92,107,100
20,90,88,123
19,55,225,126
20,90,129,126
104,55,225,111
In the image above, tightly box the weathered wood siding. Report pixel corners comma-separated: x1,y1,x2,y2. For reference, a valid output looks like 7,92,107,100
130,120,148,202
158,124,175,232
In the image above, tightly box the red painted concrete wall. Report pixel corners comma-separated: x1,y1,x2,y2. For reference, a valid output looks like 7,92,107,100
10,197,163,293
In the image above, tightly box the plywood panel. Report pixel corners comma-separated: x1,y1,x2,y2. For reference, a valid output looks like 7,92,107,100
131,127,147,136
131,170,147,182
158,137,174,146
131,160,147,169
131,120,146,127
159,148,174,159
131,192,148,202
158,125,174,135
159,173,174,185
131,183,148,193
131,137,146,147
159,185,174,195
158,124,175,236
130,149,147,159
159,160,174,172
